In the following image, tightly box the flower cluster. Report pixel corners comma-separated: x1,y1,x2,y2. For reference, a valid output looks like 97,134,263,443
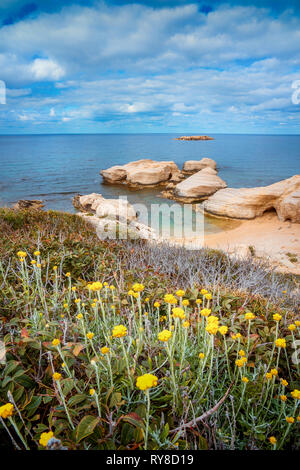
136,374,158,391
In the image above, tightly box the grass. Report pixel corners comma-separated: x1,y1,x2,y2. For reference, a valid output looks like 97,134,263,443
0,208,299,450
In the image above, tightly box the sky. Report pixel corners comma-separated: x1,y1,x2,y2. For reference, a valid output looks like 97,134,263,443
0,0,300,134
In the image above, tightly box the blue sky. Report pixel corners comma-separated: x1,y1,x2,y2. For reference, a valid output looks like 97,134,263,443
0,0,300,134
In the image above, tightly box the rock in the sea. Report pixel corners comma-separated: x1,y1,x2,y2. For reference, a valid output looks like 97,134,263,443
73,193,137,221
173,168,227,201
175,136,214,141
183,158,217,174
204,175,300,222
100,159,182,187
13,200,44,210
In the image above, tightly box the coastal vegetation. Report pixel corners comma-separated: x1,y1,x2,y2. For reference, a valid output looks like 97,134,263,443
0,208,299,450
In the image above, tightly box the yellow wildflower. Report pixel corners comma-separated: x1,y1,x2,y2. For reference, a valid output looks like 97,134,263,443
176,289,185,297
89,389,96,396
76,313,83,320
34,250,40,256
291,389,300,400
281,379,288,387
199,352,205,359
273,314,282,322
39,431,54,447
0,403,14,419
205,293,212,300
86,332,94,340
172,307,185,320
132,283,145,292
269,436,276,445
183,321,190,328
270,368,278,377
205,315,219,335
200,308,211,317
280,395,287,402
235,358,247,367
52,339,60,347
52,372,62,381
288,324,296,331
158,330,172,342
164,294,177,305
200,289,208,295
244,312,255,320
242,376,249,383
275,338,286,348
286,416,294,424
182,299,189,307
196,299,202,304
101,346,109,354
265,372,273,380
218,326,228,335
136,373,158,391
112,325,127,338
154,302,160,308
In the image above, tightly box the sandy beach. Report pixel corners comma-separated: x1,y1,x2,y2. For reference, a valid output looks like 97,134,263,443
172,212,300,274
206,213,300,274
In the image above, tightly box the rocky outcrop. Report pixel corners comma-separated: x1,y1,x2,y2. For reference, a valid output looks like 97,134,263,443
100,159,182,187
183,158,217,174
78,213,158,241
203,175,300,222
276,190,300,223
73,193,137,222
73,193,158,240
13,200,44,210
175,136,214,141
170,167,227,202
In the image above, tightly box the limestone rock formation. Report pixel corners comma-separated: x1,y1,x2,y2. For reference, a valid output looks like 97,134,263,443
183,158,217,174
100,159,182,187
13,200,44,210
73,193,137,221
173,167,227,202
203,175,300,222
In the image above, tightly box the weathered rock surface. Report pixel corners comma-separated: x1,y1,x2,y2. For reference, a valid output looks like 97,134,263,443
13,199,44,210
183,158,217,174
78,214,158,241
100,159,182,187
173,168,227,202
175,135,214,141
277,190,300,223
73,193,137,221
203,175,300,222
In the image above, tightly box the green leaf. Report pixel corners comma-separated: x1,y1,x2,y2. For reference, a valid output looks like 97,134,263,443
3,360,20,376
109,392,122,408
121,412,145,430
68,394,87,407
75,415,100,442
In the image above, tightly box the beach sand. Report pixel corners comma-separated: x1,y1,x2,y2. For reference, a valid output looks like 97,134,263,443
172,212,300,275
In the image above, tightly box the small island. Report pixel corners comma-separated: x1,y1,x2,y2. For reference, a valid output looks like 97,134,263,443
174,135,214,141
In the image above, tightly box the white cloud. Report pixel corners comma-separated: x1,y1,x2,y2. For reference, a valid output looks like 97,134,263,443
30,58,65,81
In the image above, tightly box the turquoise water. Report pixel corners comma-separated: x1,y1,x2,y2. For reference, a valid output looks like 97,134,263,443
0,133,299,234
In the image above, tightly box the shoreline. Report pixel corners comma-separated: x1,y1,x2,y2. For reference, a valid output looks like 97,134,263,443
171,212,300,275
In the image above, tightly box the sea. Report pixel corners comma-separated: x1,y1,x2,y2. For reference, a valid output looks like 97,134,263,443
0,133,299,235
